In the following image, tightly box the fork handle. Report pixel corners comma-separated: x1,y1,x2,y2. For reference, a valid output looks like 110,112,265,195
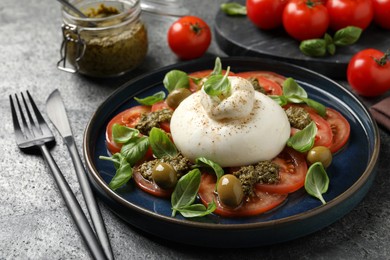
39,144,108,260
65,136,114,260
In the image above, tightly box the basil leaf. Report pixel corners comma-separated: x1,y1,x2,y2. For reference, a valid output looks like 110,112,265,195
203,67,231,97
177,201,216,218
107,153,133,191
220,2,247,16
210,57,222,76
195,157,224,190
301,97,327,117
287,121,317,152
163,70,189,93
305,162,329,205
299,39,327,57
333,26,362,46
99,153,122,169
283,78,308,103
171,169,201,217
324,33,336,55
149,127,178,158
121,136,150,166
112,124,140,144
134,91,166,106
269,95,288,106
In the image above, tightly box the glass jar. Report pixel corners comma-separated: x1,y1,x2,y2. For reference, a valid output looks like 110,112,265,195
58,0,148,77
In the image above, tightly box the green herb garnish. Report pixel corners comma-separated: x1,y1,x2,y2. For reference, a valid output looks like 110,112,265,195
194,157,224,190
220,2,247,16
203,67,231,98
287,121,317,152
149,127,178,158
305,162,329,205
163,70,189,93
134,91,166,106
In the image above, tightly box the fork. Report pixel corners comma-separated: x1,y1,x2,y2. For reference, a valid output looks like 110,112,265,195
9,91,108,260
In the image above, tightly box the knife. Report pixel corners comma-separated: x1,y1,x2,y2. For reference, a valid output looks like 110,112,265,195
46,89,114,260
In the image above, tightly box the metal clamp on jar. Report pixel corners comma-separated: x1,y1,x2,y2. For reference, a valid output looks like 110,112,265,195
58,0,148,77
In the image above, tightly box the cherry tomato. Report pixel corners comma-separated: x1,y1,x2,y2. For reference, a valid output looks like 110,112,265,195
372,0,390,29
198,173,288,217
282,0,329,41
256,148,308,194
326,0,374,31
347,49,390,97
167,16,211,60
246,0,288,30
325,108,350,153
236,71,284,95
188,69,235,92
105,105,151,154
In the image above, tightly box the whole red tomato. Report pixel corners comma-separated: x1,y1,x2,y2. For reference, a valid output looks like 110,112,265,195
167,16,211,60
282,0,329,41
246,0,288,30
326,0,374,31
347,49,390,97
372,0,390,29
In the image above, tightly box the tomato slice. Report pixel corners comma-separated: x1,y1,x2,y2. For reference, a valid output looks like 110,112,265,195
236,71,284,95
133,169,173,198
105,105,151,154
325,108,350,153
188,70,235,92
285,104,333,149
198,173,287,218
256,148,307,194
151,100,173,133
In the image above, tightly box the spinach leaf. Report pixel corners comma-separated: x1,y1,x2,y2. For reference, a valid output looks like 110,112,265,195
287,121,317,152
134,91,166,106
194,157,224,190
171,169,202,217
203,67,231,98
163,70,190,93
305,162,329,205
149,127,178,158
121,136,150,166
112,124,140,144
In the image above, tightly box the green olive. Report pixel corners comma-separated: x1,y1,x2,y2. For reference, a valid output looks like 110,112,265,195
166,88,192,109
307,146,333,168
217,174,244,208
152,162,177,189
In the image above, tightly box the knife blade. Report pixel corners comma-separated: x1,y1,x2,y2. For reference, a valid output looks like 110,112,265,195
46,89,114,260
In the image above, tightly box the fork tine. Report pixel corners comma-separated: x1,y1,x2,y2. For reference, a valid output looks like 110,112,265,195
9,94,26,141
21,91,43,137
25,91,52,136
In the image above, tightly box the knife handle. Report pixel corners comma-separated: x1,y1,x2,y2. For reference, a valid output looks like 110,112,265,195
39,144,107,260
64,136,114,260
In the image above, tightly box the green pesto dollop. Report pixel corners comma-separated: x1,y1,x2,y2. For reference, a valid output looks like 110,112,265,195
232,161,280,197
138,153,192,181
247,77,266,94
285,106,312,130
135,109,172,135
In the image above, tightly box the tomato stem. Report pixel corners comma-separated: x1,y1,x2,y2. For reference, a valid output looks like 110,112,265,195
306,0,322,8
190,22,203,35
373,49,390,66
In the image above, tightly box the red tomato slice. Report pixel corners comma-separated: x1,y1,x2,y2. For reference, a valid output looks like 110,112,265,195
285,104,333,149
151,100,173,133
325,108,351,153
237,71,286,87
133,169,173,198
236,71,284,95
198,173,288,218
256,148,307,194
188,70,235,92
105,105,151,154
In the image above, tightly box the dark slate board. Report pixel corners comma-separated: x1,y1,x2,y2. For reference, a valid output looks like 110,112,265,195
214,3,390,79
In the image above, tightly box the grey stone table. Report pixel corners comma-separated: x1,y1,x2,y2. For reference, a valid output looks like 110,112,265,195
1,0,389,259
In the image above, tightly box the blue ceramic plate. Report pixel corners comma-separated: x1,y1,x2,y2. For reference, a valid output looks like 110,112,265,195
83,57,380,247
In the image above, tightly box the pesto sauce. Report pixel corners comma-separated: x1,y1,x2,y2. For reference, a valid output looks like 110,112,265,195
247,77,266,94
138,153,192,181
135,109,172,135
233,161,280,197
285,106,312,130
